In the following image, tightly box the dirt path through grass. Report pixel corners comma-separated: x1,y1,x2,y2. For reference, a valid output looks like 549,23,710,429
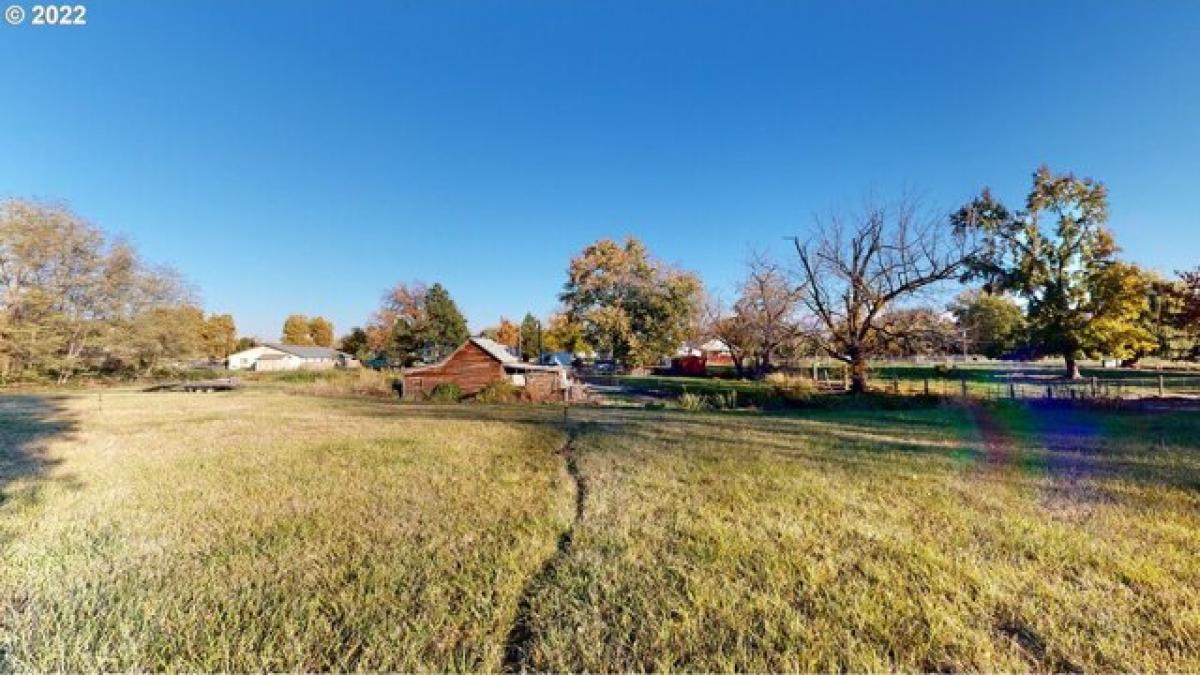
503,423,586,673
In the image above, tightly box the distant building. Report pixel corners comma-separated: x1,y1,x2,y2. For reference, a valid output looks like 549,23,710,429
400,337,570,401
227,343,356,371
676,338,734,366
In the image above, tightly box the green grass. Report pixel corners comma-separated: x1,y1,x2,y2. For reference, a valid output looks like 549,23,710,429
615,361,1200,402
1,389,1198,670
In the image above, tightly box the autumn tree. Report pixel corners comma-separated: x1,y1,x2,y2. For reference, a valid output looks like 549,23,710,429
201,314,237,359
948,290,1027,359
953,166,1154,377
542,312,589,354
519,313,541,361
366,281,469,365
308,316,334,347
0,198,197,383
122,305,207,373
561,237,703,368
281,314,314,345
368,282,427,357
492,317,520,348
793,196,974,393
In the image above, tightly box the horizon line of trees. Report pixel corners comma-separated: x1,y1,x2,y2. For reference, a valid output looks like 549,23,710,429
0,199,240,383
344,166,1199,394
9,165,1199,389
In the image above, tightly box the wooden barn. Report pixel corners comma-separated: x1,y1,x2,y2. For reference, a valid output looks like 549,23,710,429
400,337,571,402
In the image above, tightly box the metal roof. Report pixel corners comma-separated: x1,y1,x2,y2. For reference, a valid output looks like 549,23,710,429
263,342,345,360
470,337,519,363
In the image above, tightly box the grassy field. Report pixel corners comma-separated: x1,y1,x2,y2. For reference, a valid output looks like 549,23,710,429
1,388,1198,670
612,360,1200,404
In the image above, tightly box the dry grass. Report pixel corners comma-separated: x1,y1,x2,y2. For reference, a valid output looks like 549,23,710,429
520,406,1200,671
0,390,571,671
1,389,1198,671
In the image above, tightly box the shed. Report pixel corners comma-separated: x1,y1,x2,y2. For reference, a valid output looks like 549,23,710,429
401,337,570,401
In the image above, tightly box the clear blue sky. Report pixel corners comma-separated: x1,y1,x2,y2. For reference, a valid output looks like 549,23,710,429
3,1,1198,339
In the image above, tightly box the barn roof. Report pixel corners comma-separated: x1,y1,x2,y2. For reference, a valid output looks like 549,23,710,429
263,342,345,359
403,336,523,375
470,337,519,363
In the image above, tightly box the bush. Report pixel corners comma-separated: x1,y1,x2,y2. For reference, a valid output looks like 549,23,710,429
474,381,520,404
710,390,738,410
428,382,463,403
678,392,710,411
765,374,816,406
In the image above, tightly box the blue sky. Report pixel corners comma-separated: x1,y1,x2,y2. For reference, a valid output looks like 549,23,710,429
3,1,1198,338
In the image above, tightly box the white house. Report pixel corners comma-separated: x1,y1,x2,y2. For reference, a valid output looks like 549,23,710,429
227,343,354,371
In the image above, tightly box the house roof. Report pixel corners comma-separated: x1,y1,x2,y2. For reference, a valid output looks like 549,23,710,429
263,342,345,360
699,338,731,352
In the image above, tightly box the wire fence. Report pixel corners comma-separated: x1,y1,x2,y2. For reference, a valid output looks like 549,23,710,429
866,374,1200,401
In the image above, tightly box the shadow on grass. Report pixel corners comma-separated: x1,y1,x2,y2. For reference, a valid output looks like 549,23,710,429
353,396,1200,495
0,394,82,544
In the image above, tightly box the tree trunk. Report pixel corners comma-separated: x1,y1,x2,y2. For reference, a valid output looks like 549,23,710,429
850,356,868,393
1064,353,1082,380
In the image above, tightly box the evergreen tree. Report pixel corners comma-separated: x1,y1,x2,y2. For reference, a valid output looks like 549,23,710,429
422,283,469,361
519,313,541,361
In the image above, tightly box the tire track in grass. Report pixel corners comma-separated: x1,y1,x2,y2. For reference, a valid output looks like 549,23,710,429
502,424,586,673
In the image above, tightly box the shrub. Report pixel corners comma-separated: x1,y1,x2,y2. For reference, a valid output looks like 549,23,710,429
475,381,520,404
710,390,738,410
428,382,463,403
766,374,816,406
678,392,709,411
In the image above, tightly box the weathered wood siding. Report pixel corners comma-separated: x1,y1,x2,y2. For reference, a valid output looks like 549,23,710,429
524,371,565,403
401,342,506,399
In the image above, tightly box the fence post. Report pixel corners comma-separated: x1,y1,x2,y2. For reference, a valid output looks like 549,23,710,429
1091,376,1097,398
960,378,968,400
1046,385,1053,400
1159,374,1165,397
923,378,929,396
1009,381,1016,399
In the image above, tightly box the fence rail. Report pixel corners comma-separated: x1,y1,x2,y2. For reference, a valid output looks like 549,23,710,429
870,374,1200,401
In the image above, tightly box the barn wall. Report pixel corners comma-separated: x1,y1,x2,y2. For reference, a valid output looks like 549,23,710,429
523,371,565,403
401,342,506,399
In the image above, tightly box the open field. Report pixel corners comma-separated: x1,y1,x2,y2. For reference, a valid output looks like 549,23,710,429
2,388,1199,670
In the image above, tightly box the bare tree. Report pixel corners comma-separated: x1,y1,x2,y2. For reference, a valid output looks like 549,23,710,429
737,252,805,375
702,253,805,378
792,196,974,393
702,291,754,378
